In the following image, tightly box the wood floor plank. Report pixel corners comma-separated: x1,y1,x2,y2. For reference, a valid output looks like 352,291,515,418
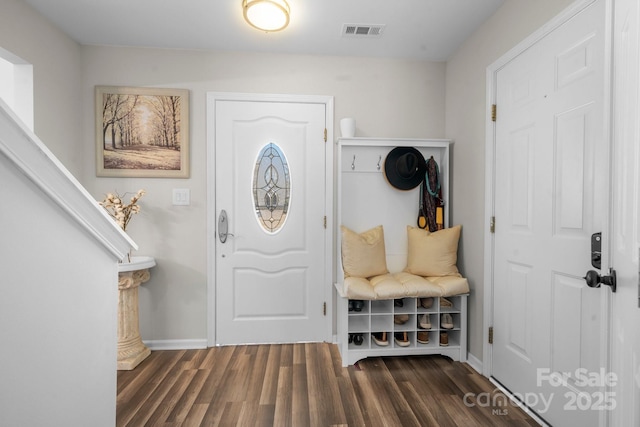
122,355,189,426
116,350,185,427
194,345,235,405
182,403,209,427
291,362,311,427
258,344,282,406
305,342,348,427
272,366,293,427
243,344,270,404
116,344,538,427
218,401,245,426
235,401,260,427
144,368,198,426
165,368,209,423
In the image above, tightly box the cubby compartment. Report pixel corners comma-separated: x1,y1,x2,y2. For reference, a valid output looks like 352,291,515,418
371,299,392,313
348,314,369,332
348,299,369,314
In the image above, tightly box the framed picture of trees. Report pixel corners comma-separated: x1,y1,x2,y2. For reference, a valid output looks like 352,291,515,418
95,86,190,178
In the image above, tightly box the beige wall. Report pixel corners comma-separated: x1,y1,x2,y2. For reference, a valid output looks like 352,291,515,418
80,45,447,342
0,0,83,176
445,0,575,360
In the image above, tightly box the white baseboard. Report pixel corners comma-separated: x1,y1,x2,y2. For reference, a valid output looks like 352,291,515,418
144,339,208,351
490,378,550,427
466,352,483,374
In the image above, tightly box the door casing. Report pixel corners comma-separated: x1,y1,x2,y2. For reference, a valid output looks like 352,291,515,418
206,92,335,346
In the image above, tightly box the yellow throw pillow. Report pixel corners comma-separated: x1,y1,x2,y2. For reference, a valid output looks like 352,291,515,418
405,225,462,277
341,225,389,278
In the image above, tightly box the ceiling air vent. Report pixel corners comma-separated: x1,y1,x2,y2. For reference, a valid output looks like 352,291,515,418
342,24,385,38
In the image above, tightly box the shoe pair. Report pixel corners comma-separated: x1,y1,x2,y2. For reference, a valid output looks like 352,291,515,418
418,313,431,329
417,331,430,344
418,297,434,309
372,332,388,346
441,313,454,329
348,333,364,346
440,297,453,308
394,332,410,347
394,314,409,324
440,332,449,346
348,299,364,312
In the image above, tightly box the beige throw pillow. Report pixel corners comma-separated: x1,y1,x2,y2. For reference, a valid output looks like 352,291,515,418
405,225,462,277
341,225,388,278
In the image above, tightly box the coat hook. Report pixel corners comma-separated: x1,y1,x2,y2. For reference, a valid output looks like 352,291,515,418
376,155,382,170
351,155,356,170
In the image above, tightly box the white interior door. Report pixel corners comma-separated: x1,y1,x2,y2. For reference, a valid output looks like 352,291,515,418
492,1,611,425
212,96,329,345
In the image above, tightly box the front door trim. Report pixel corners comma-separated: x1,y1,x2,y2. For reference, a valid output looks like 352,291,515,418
483,0,611,377
206,92,334,346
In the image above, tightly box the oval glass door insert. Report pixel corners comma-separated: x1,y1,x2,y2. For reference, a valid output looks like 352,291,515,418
253,142,291,233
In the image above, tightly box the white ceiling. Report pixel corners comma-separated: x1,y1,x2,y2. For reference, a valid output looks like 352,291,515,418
22,0,505,61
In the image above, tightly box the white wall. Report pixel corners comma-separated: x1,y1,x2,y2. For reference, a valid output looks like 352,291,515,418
0,143,119,426
445,0,575,361
80,45,447,343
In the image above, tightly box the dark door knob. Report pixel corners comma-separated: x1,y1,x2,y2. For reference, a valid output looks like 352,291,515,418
584,269,617,293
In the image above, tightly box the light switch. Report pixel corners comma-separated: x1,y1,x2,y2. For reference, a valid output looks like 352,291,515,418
172,188,190,206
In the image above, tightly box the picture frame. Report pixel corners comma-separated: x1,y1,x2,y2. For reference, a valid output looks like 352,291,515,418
95,86,190,178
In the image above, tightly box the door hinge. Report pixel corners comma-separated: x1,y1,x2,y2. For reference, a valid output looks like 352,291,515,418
491,104,497,122
324,215,327,229
324,128,327,142
488,326,494,344
323,302,327,316
490,216,495,233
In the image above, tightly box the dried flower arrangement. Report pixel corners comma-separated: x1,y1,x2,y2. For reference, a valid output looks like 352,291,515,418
100,189,146,231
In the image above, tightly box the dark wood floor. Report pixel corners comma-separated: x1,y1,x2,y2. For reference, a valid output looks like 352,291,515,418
117,343,538,427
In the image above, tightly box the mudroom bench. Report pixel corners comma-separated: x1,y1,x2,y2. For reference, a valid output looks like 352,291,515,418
334,137,469,367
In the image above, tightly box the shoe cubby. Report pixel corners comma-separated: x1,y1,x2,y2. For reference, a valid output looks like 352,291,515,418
348,314,369,332
336,291,468,366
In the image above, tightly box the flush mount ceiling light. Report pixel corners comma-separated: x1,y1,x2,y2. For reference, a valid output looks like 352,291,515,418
243,0,290,32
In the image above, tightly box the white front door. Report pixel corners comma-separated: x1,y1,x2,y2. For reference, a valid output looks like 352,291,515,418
491,1,611,425
211,95,331,345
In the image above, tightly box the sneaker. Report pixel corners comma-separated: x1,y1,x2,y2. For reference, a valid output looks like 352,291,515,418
417,331,430,344
372,332,388,346
441,313,454,329
394,332,410,347
419,313,431,329
440,332,449,346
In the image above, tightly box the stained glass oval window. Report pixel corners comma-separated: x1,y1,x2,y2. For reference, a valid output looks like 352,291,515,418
253,142,291,233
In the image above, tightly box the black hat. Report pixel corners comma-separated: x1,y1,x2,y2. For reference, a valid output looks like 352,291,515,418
384,147,427,190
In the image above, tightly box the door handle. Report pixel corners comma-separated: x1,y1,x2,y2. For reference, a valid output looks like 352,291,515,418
584,268,617,293
218,209,234,243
